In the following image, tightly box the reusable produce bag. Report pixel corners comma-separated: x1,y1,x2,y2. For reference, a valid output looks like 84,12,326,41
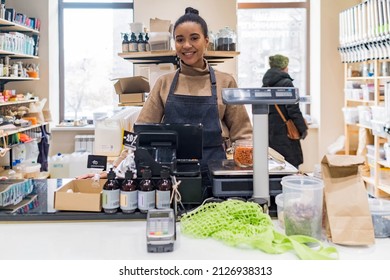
321,154,375,245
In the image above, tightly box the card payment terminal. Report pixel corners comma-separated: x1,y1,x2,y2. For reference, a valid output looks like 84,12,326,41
146,208,175,253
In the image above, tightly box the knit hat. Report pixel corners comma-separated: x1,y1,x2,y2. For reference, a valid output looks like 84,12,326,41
269,54,289,69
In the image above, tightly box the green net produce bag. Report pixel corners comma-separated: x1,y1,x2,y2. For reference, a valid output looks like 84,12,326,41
180,200,338,260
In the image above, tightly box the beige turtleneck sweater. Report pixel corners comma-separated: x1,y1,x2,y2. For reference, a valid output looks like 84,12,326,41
136,60,253,142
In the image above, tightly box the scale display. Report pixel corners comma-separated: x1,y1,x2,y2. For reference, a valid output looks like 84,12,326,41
222,87,299,105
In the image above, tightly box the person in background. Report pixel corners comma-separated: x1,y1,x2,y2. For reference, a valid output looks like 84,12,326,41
262,54,307,169
80,7,252,185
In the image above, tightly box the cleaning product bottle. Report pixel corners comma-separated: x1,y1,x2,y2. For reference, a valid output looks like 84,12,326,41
129,32,138,52
102,168,120,213
137,33,146,52
156,167,172,209
137,166,155,213
144,32,151,52
121,33,129,52
120,168,138,214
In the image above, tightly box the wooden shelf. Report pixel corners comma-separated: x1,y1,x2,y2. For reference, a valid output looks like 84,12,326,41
0,122,48,137
345,98,375,104
0,50,38,59
0,18,39,34
118,50,240,64
0,99,38,107
0,77,39,82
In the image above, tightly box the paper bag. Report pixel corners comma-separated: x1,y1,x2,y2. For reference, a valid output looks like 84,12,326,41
321,154,375,245
28,98,47,123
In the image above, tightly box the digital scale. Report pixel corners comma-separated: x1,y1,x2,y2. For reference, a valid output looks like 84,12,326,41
221,87,300,203
146,208,175,253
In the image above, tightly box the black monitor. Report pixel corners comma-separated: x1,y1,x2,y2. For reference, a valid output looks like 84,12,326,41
133,123,203,160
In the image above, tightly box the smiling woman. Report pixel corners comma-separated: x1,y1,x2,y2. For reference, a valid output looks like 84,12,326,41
134,7,253,192
173,7,209,69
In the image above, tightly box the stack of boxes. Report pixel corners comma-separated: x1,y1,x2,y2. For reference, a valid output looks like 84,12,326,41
113,76,150,106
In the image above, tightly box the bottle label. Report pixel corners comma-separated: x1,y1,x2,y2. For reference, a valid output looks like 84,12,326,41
137,43,146,52
138,190,155,211
122,43,129,53
129,43,138,52
156,190,171,209
120,190,138,211
102,189,120,210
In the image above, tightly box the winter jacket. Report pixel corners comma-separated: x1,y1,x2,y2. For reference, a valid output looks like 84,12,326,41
262,68,307,168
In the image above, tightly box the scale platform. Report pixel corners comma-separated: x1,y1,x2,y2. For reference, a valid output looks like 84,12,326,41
208,159,298,198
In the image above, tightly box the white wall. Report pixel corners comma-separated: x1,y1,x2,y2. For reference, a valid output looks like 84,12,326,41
311,0,360,161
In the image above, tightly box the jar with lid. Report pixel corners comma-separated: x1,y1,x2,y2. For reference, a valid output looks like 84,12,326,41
233,139,253,167
207,31,216,51
216,27,236,51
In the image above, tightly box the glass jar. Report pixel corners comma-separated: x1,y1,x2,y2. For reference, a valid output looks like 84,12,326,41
207,31,216,51
216,27,236,51
233,139,253,167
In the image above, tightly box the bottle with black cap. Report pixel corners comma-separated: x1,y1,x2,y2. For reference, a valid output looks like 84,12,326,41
102,168,120,213
120,168,138,214
137,166,155,213
156,166,172,209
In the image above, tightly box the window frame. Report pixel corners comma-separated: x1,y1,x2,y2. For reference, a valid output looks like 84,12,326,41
237,1,310,104
58,1,134,121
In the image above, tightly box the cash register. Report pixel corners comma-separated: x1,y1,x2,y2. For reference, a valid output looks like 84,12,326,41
133,123,204,205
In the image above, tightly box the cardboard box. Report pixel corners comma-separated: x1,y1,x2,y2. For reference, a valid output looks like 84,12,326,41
149,32,171,51
118,92,145,103
150,18,171,32
54,179,107,212
113,76,150,95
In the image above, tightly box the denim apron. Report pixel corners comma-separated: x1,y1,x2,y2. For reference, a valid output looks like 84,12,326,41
163,66,226,183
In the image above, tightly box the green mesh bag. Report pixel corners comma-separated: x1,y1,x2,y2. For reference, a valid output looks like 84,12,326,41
180,200,338,260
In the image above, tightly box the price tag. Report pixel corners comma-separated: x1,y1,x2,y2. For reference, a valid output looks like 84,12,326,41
123,130,138,148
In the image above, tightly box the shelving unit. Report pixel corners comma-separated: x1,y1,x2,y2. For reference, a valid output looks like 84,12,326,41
342,59,390,198
338,0,390,198
0,16,46,169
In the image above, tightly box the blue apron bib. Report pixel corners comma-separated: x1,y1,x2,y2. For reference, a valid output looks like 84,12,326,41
163,66,226,173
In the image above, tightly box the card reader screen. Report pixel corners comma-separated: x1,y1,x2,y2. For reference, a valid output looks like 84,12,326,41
149,212,170,218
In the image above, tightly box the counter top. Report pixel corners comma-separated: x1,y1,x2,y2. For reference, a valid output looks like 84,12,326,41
0,220,389,260
1,179,389,260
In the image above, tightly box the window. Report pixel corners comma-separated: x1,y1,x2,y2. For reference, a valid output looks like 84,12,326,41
59,1,134,121
237,1,310,111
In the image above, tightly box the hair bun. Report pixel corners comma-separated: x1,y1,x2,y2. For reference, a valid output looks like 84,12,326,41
185,7,199,15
